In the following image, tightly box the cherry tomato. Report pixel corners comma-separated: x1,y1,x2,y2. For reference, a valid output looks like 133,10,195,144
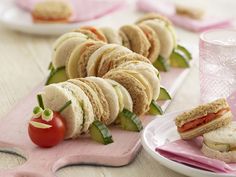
28,112,66,148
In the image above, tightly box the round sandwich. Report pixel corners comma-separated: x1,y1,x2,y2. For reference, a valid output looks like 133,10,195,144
42,82,95,139
136,13,177,48
119,24,150,57
79,78,110,123
52,32,88,69
65,40,103,78
105,79,133,112
68,79,104,122
77,42,105,78
103,69,150,115
99,27,122,45
119,30,131,49
140,19,175,60
96,45,132,77
118,60,160,100
86,77,120,125
86,44,119,76
202,122,236,163
137,23,161,63
175,98,232,140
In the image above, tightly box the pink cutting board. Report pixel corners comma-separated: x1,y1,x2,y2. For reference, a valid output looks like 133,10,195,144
0,58,194,177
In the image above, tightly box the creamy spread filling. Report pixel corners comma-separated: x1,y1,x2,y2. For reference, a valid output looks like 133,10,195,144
204,140,236,152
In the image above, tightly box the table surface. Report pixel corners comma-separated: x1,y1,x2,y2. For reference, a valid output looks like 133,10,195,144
0,0,235,176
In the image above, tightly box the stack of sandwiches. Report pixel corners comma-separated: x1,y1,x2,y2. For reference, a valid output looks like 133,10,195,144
42,30,161,140
39,13,189,144
42,63,160,139
49,13,190,81
175,98,236,163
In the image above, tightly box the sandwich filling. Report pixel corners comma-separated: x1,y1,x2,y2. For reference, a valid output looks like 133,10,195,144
178,108,230,133
203,140,235,152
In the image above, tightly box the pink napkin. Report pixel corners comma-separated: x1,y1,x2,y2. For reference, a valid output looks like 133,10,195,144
136,0,233,32
155,91,236,174
156,138,236,174
16,0,125,22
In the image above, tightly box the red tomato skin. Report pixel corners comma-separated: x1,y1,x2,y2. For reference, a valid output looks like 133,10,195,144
28,112,66,148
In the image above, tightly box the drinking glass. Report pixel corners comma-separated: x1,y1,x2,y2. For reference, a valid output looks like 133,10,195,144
199,29,236,103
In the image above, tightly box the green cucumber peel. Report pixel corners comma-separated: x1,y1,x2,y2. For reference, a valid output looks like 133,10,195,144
176,44,192,60
37,94,44,110
48,62,54,71
170,51,190,68
59,100,72,113
148,100,164,115
158,87,171,100
153,55,170,72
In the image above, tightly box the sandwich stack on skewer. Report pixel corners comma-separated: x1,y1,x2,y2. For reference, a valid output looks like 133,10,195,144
28,13,190,147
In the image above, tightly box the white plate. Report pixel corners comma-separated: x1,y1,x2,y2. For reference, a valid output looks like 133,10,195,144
141,111,234,177
0,2,111,36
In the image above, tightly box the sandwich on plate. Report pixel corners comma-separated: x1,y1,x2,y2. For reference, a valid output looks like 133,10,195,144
202,122,236,163
175,98,232,140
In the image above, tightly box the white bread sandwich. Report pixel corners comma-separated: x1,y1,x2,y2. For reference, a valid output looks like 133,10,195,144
105,79,133,112
118,60,160,100
52,32,88,69
86,77,120,125
42,82,94,139
202,122,236,163
175,98,232,140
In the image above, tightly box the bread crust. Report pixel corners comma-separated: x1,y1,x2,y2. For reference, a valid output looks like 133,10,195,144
79,78,110,123
103,69,149,115
78,42,104,77
97,46,131,77
119,25,150,57
135,13,172,25
138,23,161,63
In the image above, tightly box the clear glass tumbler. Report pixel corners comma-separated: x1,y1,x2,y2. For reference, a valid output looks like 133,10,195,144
199,29,236,103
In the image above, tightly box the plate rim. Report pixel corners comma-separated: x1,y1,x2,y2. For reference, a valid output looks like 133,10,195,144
0,3,109,35
141,111,235,177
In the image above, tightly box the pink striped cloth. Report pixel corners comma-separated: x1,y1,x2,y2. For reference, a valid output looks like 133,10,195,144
155,91,236,174
137,0,233,32
16,0,125,22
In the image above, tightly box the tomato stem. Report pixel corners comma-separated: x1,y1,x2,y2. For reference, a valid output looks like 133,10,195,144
37,94,44,109
59,100,72,113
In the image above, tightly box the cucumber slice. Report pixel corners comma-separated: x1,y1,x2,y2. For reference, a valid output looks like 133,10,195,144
89,120,113,145
170,51,190,68
153,55,170,72
177,45,192,60
119,108,143,132
148,100,163,115
45,67,68,85
158,87,171,100
48,62,54,71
